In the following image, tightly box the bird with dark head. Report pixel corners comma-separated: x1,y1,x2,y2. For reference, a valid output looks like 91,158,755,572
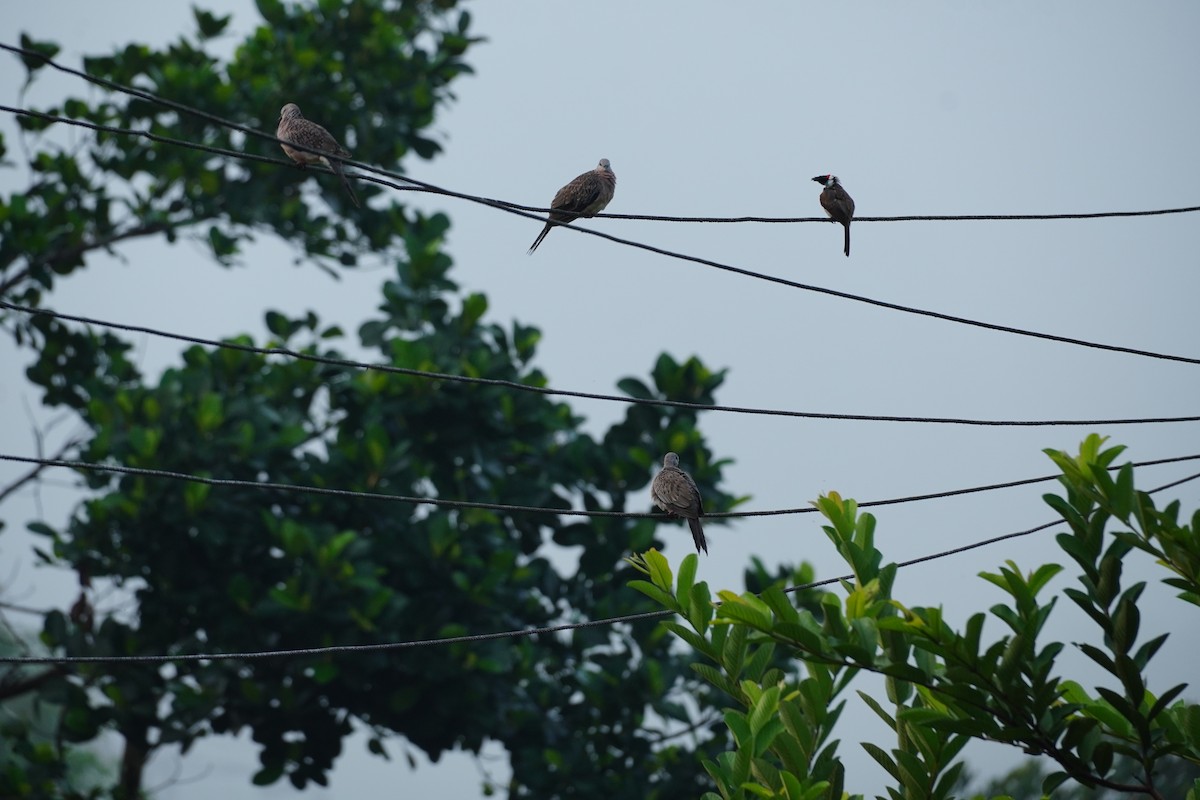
812,174,854,257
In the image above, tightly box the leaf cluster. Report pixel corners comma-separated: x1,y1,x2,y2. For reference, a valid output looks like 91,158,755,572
632,436,1200,800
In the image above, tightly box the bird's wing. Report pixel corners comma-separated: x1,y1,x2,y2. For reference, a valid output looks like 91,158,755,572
551,171,605,215
819,190,837,218
288,120,345,159
821,187,854,224
682,472,704,515
653,469,701,517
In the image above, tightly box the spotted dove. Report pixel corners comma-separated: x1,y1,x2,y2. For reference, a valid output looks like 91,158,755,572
528,158,616,253
650,452,707,554
277,103,360,208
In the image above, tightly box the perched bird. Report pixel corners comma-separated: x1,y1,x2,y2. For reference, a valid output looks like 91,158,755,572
528,158,616,253
812,174,855,256
276,103,360,208
650,452,707,554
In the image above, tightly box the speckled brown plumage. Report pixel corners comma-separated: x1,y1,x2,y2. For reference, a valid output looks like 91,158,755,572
650,452,707,554
528,159,616,253
277,103,360,208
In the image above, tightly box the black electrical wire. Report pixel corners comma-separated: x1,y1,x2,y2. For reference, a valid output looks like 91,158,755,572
4,301,1198,427
2,468,1195,666
3,97,1200,365
1,451,1198,521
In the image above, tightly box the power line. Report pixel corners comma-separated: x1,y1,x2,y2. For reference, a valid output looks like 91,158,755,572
3,468,1196,666
3,44,1197,664
4,99,1200,367
6,44,1200,368
2,450,1196,521
3,66,1199,225
5,101,1197,231
598,208,1200,224
5,104,1198,367
5,301,1199,427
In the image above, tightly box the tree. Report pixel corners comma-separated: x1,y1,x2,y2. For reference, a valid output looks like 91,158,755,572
0,628,113,799
630,435,1200,800
1,2,744,797
961,755,1200,800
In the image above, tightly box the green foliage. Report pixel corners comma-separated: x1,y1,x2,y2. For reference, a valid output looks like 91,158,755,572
0,631,112,800
33,216,741,792
0,2,744,798
1,0,476,316
962,753,1200,800
629,550,852,800
632,436,1200,799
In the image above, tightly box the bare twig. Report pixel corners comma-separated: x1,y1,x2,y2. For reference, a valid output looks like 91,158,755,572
0,435,82,504
0,665,66,701
0,220,182,297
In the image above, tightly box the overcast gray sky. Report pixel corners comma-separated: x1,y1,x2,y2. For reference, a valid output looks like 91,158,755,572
3,2,1199,797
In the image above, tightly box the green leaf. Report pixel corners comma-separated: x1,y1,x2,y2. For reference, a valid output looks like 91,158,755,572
760,584,799,625
196,392,224,433
860,742,900,782
459,292,487,329
1131,632,1169,670
193,7,232,38
310,662,338,684
1147,683,1188,723
1077,643,1117,675
1092,740,1114,776
184,480,211,514
319,531,357,565
677,553,697,602
645,548,674,591
1042,771,1069,795
688,581,713,630
716,593,772,630
1111,592,1140,654
743,641,776,682
747,684,781,736
627,579,676,611
857,691,896,729
722,622,748,679
691,662,733,694
724,710,753,749
617,377,652,400
1027,562,1064,595
254,0,286,24
252,765,283,786
265,310,292,337
18,34,61,75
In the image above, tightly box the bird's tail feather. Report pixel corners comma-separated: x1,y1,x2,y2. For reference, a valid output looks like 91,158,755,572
331,162,360,209
843,223,850,257
688,518,708,555
528,223,553,253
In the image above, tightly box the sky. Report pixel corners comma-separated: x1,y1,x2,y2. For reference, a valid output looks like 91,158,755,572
2,2,1200,797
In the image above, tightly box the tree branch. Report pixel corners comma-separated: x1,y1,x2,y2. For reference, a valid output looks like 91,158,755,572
0,435,82,504
0,220,182,297
0,665,67,701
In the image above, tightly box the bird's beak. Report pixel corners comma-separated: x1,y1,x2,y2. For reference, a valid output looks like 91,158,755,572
811,176,827,184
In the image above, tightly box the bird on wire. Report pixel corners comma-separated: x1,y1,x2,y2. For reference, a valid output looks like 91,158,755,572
528,158,616,253
276,103,360,208
650,452,707,554
813,174,854,256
